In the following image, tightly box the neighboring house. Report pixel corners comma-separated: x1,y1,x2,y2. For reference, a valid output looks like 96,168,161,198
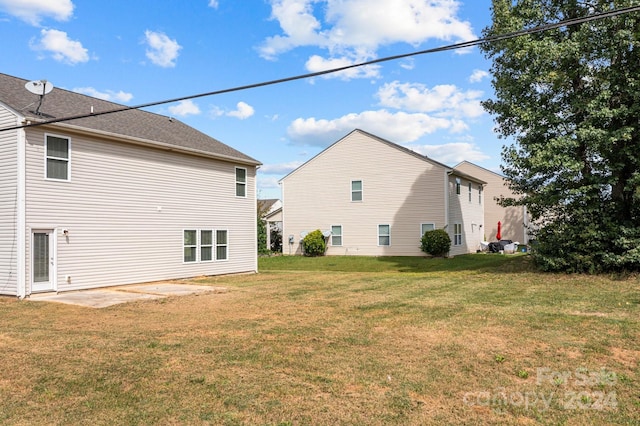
258,199,282,250
0,73,261,298
279,129,486,257
454,161,530,244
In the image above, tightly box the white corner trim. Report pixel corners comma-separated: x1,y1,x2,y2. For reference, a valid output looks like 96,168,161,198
17,126,26,298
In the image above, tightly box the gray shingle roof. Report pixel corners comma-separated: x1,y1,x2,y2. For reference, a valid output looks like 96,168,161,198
0,73,260,165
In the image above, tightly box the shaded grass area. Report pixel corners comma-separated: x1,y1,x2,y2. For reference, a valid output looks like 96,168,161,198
0,255,638,425
259,253,532,273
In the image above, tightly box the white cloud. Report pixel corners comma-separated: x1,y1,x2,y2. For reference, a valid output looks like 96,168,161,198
227,101,255,119
305,54,380,79
144,30,181,67
211,102,255,120
287,109,454,147
168,100,201,117
407,142,490,164
469,69,489,83
0,0,73,25
259,0,476,78
30,29,89,64
376,81,485,118
73,87,133,103
259,161,304,175
208,0,219,8
257,175,282,199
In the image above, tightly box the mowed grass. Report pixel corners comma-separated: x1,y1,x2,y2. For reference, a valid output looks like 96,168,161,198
0,254,637,425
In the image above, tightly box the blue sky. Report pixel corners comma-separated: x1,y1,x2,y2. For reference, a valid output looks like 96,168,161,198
1,0,503,199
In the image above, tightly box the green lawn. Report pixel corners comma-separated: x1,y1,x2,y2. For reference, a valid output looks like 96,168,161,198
0,254,638,425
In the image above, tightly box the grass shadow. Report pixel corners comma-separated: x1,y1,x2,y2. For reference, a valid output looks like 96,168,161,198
259,253,534,274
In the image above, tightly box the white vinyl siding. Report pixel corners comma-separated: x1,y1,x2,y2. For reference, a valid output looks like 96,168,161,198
0,107,19,295
351,180,362,201
45,134,70,181
281,130,448,256
236,167,247,197
23,127,257,293
378,224,390,246
331,225,342,246
455,161,528,244
420,223,435,236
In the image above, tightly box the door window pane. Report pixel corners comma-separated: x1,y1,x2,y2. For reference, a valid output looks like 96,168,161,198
33,233,49,282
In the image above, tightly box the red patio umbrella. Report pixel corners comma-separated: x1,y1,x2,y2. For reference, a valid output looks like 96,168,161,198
496,221,502,240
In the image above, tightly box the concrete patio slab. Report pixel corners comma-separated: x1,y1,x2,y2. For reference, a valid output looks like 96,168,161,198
27,283,227,308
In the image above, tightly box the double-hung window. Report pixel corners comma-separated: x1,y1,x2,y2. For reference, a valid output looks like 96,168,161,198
378,224,390,246
46,134,70,180
468,183,472,202
455,178,461,195
351,180,362,201
216,230,228,261
236,167,247,197
331,225,342,246
454,224,462,246
478,185,483,204
200,230,213,262
184,230,198,262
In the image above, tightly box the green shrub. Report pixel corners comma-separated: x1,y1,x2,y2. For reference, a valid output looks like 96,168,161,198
420,229,451,257
302,230,326,257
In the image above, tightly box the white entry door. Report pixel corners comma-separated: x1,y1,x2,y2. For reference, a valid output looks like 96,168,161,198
32,230,56,293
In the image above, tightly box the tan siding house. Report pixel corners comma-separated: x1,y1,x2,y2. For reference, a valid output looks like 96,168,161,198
454,161,529,244
0,73,261,298
280,130,485,256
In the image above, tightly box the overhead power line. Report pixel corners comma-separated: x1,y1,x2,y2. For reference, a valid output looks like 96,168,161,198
2,4,640,133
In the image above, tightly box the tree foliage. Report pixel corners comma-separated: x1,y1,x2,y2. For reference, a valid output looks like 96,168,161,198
420,229,452,257
302,230,327,257
481,0,640,272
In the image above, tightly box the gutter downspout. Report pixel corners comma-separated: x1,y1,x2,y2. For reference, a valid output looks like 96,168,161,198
16,124,26,299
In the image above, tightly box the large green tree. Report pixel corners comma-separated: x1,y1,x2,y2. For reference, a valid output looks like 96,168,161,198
481,0,640,272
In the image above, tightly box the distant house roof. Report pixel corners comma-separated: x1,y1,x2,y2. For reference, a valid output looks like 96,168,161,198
258,199,280,212
0,73,260,166
279,128,485,183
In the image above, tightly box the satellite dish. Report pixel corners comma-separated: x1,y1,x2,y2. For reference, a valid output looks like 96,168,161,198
25,80,54,115
25,80,54,95
300,231,308,238
322,230,331,238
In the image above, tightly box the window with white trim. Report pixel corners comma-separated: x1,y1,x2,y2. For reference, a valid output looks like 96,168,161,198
184,230,197,262
468,183,472,202
479,185,483,204
455,178,461,195
378,224,390,246
331,225,342,246
235,167,247,197
201,230,213,262
45,134,70,180
216,230,228,260
184,229,228,262
454,223,462,246
351,180,362,201
421,223,435,236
